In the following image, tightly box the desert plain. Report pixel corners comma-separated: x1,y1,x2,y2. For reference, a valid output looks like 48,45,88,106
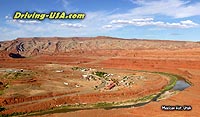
0,36,199,117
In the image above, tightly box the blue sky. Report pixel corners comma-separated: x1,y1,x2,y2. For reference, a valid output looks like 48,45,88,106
0,0,200,41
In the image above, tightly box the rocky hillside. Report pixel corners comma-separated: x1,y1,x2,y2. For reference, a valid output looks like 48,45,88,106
0,36,200,57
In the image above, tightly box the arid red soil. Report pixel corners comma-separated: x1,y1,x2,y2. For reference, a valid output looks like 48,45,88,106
0,37,200,116
54,63,200,117
0,63,168,115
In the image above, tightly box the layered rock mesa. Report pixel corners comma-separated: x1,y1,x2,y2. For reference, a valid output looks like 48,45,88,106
0,36,200,57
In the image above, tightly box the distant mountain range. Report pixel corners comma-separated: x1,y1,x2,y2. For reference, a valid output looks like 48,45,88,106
0,36,200,57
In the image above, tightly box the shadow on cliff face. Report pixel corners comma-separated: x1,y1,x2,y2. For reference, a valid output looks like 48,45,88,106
9,53,25,58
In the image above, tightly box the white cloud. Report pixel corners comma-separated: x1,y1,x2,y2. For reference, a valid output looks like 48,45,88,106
7,19,41,24
111,0,200,19
17,20,41,24
5,15,41,25
0,19,90,40
141,0,200,18
56,0,78,12
109,18,198,28
102,25,113,29
60,23,86,28
1,0,200,40
61,0,69,9
111,18,154,24
5,15,13,20
102,24,123,29
180,20,198,25
5,16,10,19
131,18,154,22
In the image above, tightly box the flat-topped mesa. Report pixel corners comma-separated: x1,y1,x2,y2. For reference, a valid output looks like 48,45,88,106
0,36,200,57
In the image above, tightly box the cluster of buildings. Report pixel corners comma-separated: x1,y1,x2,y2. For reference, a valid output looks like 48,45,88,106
72,67,146,91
